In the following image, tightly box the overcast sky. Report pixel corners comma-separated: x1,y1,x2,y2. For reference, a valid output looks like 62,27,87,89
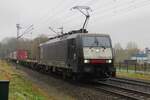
0,0,150,49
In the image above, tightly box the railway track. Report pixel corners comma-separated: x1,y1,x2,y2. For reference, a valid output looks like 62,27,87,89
13,61,150,100
22,63,150,100
110,77,150,87
107,77,150,94
94,78,150,100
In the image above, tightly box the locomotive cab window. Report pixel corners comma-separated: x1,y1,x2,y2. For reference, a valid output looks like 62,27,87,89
82,36,111,48
82,36,113,60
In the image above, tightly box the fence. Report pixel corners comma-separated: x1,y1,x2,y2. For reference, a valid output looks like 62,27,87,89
115,63,150,74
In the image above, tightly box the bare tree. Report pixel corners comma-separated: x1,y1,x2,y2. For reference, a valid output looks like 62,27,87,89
126,41,139,59
30,34,48,60
0,35,48,59
114,43,127,63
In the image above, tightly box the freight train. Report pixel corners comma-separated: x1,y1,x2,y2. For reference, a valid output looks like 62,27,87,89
8,29,116,80
8,50,28,62
7,6,116,80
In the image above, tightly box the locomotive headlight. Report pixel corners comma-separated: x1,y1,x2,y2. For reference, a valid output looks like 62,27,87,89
84,59,90,63
96,49,100,52
106,60,112,63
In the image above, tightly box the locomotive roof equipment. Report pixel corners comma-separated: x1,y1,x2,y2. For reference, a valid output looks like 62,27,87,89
48,6,92,41
71,6,92,33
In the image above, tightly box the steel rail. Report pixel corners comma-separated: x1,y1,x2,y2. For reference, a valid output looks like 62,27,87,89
94,86,140,100
97,81,150,100
111,77,150,87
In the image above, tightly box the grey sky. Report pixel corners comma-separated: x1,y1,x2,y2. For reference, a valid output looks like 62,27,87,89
0,0,150,49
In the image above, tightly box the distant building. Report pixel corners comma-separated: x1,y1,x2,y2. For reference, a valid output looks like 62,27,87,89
130,48,150,64
145,48,150,63
131,53,148,64
124,59,137,64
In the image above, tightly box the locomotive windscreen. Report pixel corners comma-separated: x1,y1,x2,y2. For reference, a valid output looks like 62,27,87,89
82,36,111,48
82,36,112,59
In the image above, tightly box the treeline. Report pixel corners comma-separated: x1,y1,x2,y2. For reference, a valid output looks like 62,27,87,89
0,35,139,63
114,42,139,63
0,34,48,60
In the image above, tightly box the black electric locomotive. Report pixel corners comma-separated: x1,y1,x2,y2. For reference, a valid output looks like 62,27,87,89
39,29,116,80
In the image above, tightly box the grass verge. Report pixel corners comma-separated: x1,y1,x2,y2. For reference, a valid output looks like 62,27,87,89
117,71,150,81
0,60,53,100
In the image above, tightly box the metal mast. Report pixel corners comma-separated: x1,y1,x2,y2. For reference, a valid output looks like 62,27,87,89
71,6,92,33
16,24,33,65
16,24,22,40
58,26,64,35
16,24,22,66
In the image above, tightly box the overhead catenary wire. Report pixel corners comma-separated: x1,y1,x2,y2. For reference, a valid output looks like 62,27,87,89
89,0,150,30
32,0,150,36
33,0,89,35
34,0,82,29
23,25,34,34
34,0,96,31
17,25,34,39
91,0,150,21
56,0,98,25
45,0,87,25
33,0,71,31
48,0,122,29
48,26,60,36
65,0,150,29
